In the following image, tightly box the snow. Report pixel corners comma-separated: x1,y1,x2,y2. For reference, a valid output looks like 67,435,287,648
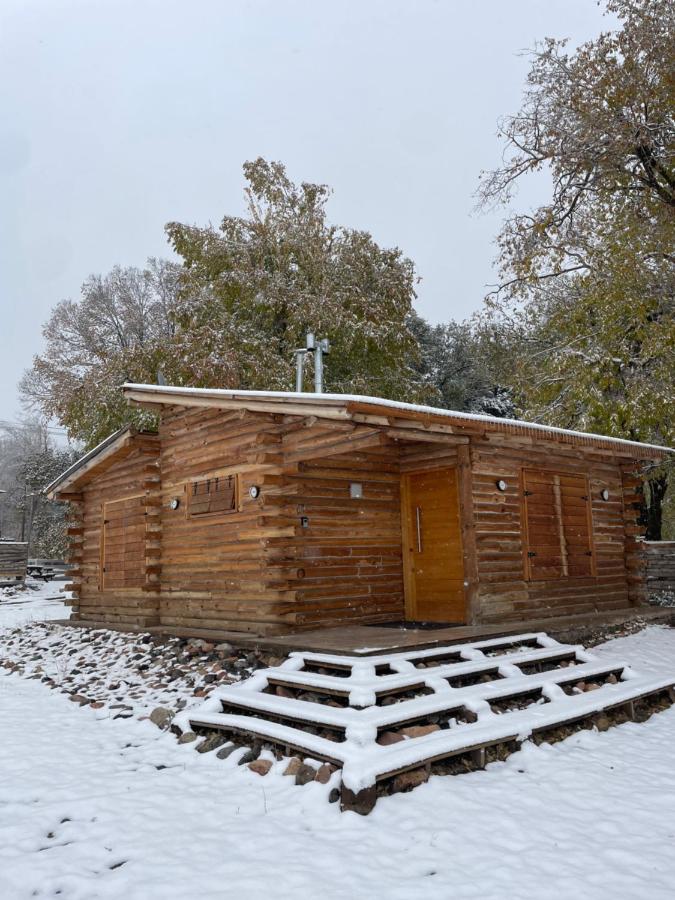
0,581,70,629
2,589,675,899
122,383,673,455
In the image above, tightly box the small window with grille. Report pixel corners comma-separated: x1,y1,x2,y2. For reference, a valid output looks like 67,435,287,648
188,474,238,517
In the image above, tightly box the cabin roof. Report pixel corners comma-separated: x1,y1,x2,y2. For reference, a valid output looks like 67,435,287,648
45,426,159,498
122,382,671,460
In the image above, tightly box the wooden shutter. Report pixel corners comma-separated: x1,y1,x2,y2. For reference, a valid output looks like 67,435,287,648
558,473,595,577
522,469,594,581
188,475,237,517
102,495,145,590
522,469,564,580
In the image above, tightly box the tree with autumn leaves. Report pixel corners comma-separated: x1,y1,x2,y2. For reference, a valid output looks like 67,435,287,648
478,0,674,536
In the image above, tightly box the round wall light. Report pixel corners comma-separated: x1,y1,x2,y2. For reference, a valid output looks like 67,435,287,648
248,485,261,499
496,479,508,492
170,497,180,510
600,488,610,501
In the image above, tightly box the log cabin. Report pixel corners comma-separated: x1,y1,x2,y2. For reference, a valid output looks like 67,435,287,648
46,384,671,637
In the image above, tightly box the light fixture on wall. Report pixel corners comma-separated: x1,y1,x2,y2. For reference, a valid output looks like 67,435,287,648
600,488,610,501
496,479,508,492
170,497,180,510
249,485,260,499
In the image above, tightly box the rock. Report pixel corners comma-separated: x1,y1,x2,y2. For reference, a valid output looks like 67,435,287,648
595,714,611,732
265,656,284,668
149,707,174,730
340,784,377,815
237,748,259,766
283,757,303,776
328,788,341,804
196,733,229,754
90,701,105,709
178,731,198,744
399,724,441,739
295,764,318,786
585,682,601,692
605,673,619,685
315,763,337,784
275,685,295,698
392,767,429,793
233,659,249,672
215,642,234,655
574,681,586,693
248,759,273,776
377,730,405,746
216,744,237,760
69,694,89,705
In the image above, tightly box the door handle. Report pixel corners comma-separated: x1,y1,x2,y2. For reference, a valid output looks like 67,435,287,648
415,506,422,553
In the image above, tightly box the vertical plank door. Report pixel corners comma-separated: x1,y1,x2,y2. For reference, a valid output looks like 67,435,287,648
402,467,466,623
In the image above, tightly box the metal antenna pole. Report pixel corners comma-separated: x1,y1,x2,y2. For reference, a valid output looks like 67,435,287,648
294,349,306,392
314,342,323,393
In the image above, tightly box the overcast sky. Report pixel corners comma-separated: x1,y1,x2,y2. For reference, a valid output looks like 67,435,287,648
0,0,611,428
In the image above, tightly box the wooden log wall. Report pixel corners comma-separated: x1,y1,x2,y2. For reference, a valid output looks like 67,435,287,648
157,406,296,634
469,435,643,623
280,445,405,629
643,541,675,596
77,444,160,627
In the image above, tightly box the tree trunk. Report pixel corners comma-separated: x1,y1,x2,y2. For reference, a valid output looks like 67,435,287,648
644,474,668,541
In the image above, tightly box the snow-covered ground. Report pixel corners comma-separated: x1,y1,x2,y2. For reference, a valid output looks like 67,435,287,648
2,585,675,900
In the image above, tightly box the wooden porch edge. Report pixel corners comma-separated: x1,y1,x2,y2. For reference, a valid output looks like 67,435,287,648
50,606,675,656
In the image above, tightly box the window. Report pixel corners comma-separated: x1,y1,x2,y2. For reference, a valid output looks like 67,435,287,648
188,474,238,517
102,495,145,590
522,469,594,581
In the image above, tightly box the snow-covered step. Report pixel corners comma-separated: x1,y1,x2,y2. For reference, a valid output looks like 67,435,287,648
174,632,675,814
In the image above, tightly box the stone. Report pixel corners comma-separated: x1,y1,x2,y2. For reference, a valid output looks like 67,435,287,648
399,723,441,739
215,642,234,655
149,707,174,730
377,730,405,746
216,744,237,760
90,701,105,709
237,748,259,766
392,767,429,793
340,784,377,815
69,694,89,705
328,788,341,804
585,682,601,692
283,757,303,776
178,731,198,744
574,681,587,693
606,673,619,685
196,733,229,754
315,763,337,784
595,714,611,732
248,759,273,776
275,685,295,698
295,764,318,786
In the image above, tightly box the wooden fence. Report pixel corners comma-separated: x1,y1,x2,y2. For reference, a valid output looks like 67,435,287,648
0,541,29,583
643,541,675,597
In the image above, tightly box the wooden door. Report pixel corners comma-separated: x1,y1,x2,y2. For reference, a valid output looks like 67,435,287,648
402,467,466,623
101,495,145,590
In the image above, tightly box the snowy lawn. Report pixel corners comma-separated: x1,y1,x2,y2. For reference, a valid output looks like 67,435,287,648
2,588,675,899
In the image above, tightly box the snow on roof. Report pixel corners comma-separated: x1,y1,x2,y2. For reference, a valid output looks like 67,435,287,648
122,382,672,456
